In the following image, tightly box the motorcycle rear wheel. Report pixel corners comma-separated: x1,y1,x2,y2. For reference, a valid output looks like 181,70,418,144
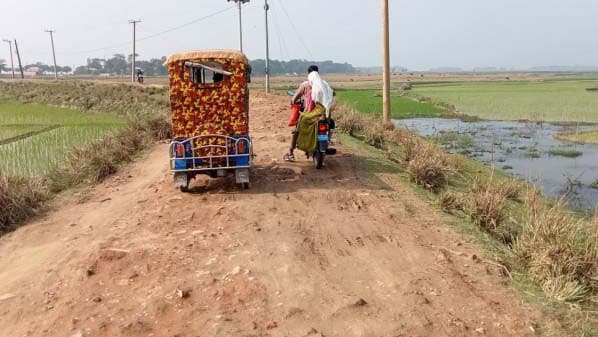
313,151,324,169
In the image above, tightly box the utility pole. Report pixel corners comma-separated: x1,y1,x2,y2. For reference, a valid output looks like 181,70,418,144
382,0,391,124
44,29,58,79
227,0,250,52
14,39,24,79
2,39,15,79
129,19,141,83
264,0,270,93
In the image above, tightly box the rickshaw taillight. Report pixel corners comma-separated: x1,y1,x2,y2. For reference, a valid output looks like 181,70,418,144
176,143,184,157
318,123,328,135
237,140,246,154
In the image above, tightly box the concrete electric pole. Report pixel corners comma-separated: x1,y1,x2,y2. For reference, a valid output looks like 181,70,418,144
227,0,250,52
13,39,24,79
264,0,270,93
2,39,15,79
44,29,58,79
382,0,391,124
129,19,141,83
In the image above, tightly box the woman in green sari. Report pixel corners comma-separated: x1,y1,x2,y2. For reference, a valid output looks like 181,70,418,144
296,71,334,153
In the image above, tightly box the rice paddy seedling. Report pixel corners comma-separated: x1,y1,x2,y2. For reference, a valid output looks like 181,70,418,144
0,100,126,177
411,80,598,123
548,148,583,158
0,125,119,177
336,89,449,119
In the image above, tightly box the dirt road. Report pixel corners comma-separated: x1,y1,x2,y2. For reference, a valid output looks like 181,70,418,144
0,92,540,337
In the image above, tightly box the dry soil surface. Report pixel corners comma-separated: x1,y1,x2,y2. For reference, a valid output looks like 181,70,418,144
0,92,542,337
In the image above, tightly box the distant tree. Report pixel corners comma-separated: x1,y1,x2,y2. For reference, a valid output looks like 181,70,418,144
56,65,72,73
250,59,355,76
136,57,167,76
104,54,128,75
0,59,6,72
127,53,140,64
74,65,91,75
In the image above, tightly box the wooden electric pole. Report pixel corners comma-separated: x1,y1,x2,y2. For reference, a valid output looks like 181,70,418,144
13,39,24,79
2,39,15,79
129,19,141,83
264,0,270,93
382,0,391,123
44,29,58,79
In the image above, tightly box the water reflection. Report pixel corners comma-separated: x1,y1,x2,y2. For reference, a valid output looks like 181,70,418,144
395,118,598,209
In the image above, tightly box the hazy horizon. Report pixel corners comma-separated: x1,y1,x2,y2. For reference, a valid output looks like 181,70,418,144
1,0,597,71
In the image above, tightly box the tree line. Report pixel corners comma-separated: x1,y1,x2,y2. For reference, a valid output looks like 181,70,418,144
1,54,356,76
249,59,356,75
73,54,168,76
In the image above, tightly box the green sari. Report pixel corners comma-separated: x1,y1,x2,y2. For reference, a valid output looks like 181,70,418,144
296,103,325,153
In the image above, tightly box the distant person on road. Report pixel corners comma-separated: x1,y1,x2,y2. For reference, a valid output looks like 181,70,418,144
284,65,319,162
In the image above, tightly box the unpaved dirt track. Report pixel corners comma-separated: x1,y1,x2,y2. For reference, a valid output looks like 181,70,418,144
0,92,541,337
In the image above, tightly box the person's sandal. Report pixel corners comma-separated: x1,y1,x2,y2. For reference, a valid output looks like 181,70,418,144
283,153,296,162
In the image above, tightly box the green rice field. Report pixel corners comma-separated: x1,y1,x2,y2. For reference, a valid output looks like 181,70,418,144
410,79,598,123
0,100,125,176
336,89,449,119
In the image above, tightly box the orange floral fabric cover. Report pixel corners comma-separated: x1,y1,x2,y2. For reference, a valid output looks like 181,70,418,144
168,58,249,159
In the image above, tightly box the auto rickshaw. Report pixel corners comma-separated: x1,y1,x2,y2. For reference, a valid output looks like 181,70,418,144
165,50,252,191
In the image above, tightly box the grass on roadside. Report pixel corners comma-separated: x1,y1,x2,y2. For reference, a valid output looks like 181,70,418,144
334,102,598,336
0,81,172,236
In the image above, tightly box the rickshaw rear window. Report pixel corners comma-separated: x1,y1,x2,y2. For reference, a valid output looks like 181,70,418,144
186,61,231,85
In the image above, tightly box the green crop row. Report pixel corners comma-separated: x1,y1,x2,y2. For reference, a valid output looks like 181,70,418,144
410,79,598,123
0,100,126,177
0,125,119,177
335,89,449,119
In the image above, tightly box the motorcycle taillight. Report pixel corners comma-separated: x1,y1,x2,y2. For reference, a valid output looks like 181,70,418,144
318,122,328,135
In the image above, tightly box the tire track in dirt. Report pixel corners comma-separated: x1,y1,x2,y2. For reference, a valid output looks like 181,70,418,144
0,91,542,337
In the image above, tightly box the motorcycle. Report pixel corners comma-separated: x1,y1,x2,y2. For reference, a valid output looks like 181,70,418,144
287,89,336,169
136,69,144,84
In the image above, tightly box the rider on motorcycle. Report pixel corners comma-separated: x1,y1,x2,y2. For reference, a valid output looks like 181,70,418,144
136,68,144,83
284,65,324,162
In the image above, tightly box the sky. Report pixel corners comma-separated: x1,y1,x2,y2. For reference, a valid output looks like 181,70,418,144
1,0,597,70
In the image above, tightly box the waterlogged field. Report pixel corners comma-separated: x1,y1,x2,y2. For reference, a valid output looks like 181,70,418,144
0,100,125,176
336,89,448,119
410,79,598,123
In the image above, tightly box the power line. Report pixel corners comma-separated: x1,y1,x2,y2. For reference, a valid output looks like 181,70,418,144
275,0,313,59
137,5,236,42
62,5,236,56
270,3,289,60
